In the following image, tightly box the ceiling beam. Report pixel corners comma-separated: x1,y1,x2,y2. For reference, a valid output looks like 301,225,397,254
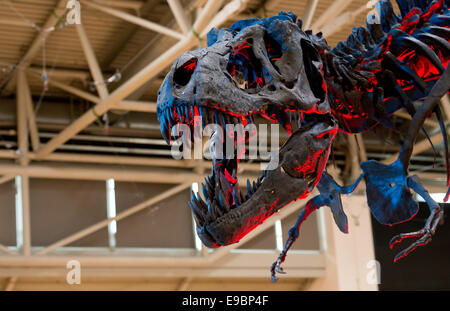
29,72,101,104
311,0,353,33
82,0,185,40
1,0,68,95
0,245,17,256
302,0,319,29
75,23,109,99
100,0,169,69
36,183,191,255
34,0,246,160
0,17,30,27
20,72,40,151
167,0,192,34
319,4,370,37
112,100,156,113
93,0,144,10
0,162,261,183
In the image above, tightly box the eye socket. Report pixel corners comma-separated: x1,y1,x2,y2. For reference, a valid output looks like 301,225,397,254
301,39,326,103
173,58,197,87
264,33,282,74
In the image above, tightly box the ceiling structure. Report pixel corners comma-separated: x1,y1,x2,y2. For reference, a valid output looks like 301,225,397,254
0,0,448,290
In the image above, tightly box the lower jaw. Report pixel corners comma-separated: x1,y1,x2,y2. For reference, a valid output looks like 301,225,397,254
198,166,309,247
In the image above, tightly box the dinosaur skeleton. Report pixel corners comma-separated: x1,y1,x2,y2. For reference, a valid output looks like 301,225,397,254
157,0,450,281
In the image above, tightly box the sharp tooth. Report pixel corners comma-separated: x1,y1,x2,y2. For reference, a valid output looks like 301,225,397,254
181,128,191,149
197,105,204,127
206,109,212,124
161,120,170,144
239,188,244,202
205,177,213,191
177,106,183,122
197,196,209,213
246,179,253,196
233,187,240,206
202,182,215,202
207,201,216,219
202,183,209,201
257,176,263,185
203,107,210,125
246,115,254,125
165,109,172,129
213,200,223,217
191,191,206,213
189,201,205,226
184,106,191,123
190,105,194,119
219,191,230,212
214,110,220,128
221,113,228,137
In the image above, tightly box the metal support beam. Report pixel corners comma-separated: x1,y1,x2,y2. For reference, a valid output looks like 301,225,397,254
355,133,367,162
0,163,260,183
383,95,450,164
75,23,109,100
319,4,369,37
383,131,444,164
16,69,29,166
44,77,101,104
0,252,324,277
0,17,30,27
0,244,17,255
176,277,192,291
32,187,311,268
20,176,31,256
29,72,158,111
0,151,263,172
93,0,144,10
441,94,450,121
112,100,157,113
18,71,40,151
83,0,185,40
302,0,319,30
26,66,91,81
167,0,192,33
199,0,244,38
394,110,440,128
347,135,361,182
1,0,68,95
0,175,15,185
311,0,353,33
3,277,18,291
34,0,232,159
36,183,191,255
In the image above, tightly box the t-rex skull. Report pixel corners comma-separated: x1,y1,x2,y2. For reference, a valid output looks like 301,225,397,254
157,12,337,247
